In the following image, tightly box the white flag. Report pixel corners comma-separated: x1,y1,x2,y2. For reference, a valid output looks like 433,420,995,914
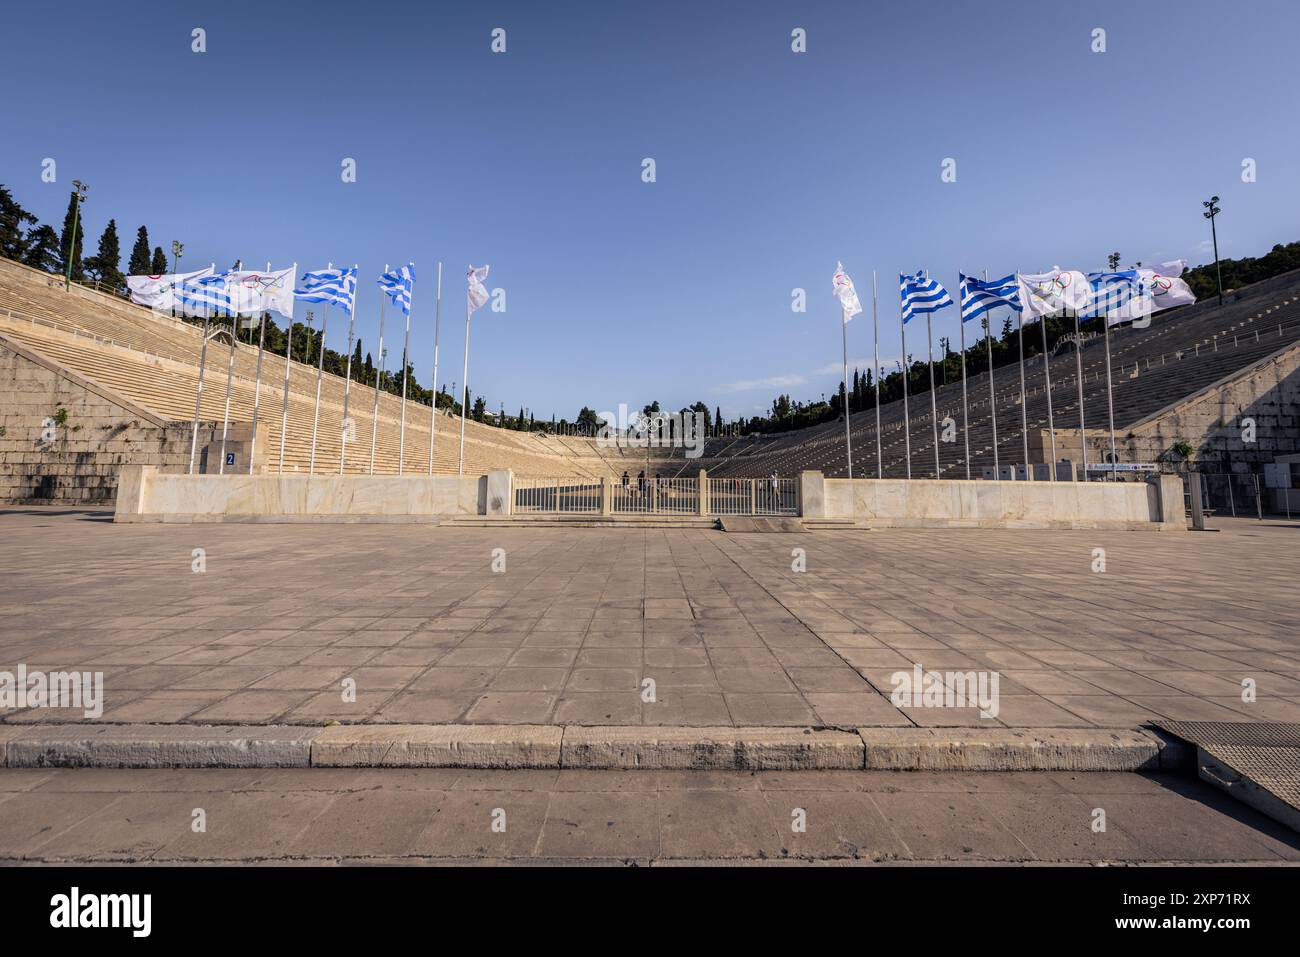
228,267,296,316
1110,260,1196,323
126,266,213,311
467,265,490,312
832,262,862,322
1017,267,1091,320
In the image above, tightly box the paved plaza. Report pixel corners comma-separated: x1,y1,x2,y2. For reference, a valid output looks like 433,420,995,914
2,767,1297,864
2,508,1299,731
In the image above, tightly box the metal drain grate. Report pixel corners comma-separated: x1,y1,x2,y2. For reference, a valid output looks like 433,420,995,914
1202,745,1300,807
1151,722,1300,833
1151,720,1300,749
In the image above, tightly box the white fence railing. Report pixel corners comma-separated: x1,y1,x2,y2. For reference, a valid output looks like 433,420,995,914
515,478,602,513
706,477,797,515
513,475,797,515
611,476,699,513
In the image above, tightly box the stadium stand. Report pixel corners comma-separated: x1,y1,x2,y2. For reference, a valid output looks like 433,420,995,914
0,257,625,501
2,254,1297,505
690,269,1300,481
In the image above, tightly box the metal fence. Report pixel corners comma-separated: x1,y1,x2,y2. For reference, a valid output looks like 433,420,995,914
514,478,602,513
612,476,699,513
706,477,797,515
1194,472,1268,520
513,476,798,515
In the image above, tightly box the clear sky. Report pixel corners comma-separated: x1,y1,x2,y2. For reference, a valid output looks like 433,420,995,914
3,0,1296,423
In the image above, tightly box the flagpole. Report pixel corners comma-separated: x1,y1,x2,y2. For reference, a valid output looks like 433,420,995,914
187,277,213,475
1072,306,1088,482
370,264,389,475
248,303,267,475
1017,312,1029,479
339,265,357,475
397,271,416,474
985,309,999,476
395,269,416,475
925,309,940,479
1103,315,1118,478
872,270,882,479
309,291,330,475
841,305,853,480
958,276,970,480
247,262,270,475
218,305,237,475
427,261,442,475
900,306,912,480
1040,314,1057,480
278,263,297,474
458,297,470,476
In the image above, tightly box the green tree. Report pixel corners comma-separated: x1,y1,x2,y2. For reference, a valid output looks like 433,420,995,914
473,395,486,422
127,226,152,276
57,189,86,280
0,185,37,261
22,224,60,271
84,218,124,288
150,246,168,274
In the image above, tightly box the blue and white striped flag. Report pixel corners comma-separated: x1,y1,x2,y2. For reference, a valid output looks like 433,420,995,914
295,267,358,314
377,264,416,315
959,274,1022,324
899,270,953,324
1079,270,1141,320
177,270,234,317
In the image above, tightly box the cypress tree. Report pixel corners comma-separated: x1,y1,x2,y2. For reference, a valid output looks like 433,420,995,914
57,189,86,280
150,246,168,274
85,219,124,288
22,224,60,271
0,185,37,260
352,340,363,380
128,225,152,276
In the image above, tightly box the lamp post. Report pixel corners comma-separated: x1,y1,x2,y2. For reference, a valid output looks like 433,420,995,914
1203,195,1223,307
169,241,184,317
64,180,89,289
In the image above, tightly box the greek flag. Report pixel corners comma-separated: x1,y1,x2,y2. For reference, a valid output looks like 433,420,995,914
295,267,358,314
1079,270,1141,320
899,270,953,324
959,274,1022,323
177,270,234,317
377,264,416,316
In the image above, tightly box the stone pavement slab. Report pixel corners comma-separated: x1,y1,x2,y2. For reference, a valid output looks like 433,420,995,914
2,767,1297,865
2,509,1297,732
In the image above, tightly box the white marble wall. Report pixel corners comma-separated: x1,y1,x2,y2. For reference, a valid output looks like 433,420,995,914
115,466,487,522
820,477,1167,528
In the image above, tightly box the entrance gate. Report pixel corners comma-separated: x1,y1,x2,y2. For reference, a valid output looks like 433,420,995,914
513,476,797,516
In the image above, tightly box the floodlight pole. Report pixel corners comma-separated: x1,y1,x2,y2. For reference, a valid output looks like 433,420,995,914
1203,196,1224,307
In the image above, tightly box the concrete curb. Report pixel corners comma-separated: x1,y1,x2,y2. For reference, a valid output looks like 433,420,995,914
856,728,1175,771
4,724,316,768
561,726,864,770
0,724,1182,771
311,724,561,768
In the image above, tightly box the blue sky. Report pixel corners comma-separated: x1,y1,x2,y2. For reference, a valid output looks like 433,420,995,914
3,0,1296,422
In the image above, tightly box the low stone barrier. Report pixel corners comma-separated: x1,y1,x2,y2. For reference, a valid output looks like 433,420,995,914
113,465,503,523
800,471,1184,530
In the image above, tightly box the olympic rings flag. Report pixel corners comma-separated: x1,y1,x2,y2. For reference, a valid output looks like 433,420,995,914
1110,260,1196,323
1015,267,1090,320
